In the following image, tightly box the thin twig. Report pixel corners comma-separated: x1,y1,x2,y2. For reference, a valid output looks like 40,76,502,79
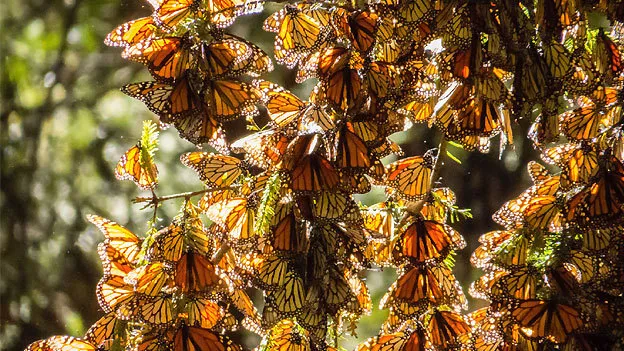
133,186,238,208
150,188,158,224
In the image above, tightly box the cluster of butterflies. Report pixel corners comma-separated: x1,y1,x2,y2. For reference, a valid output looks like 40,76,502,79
106,0,270,152
27,206,259,351
359,186,473,349
26,0,624,350
464,109,624,348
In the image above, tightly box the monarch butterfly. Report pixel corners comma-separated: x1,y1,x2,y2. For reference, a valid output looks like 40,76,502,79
115,142,159,190
317,48,363,112
96,274,135,314
349,115,384,146
439,4,471,50
362,202,394,238
555,143,600,189
175,251,225,293
385,152,436,201
494,232,531,269
181,152,245,188
511,299,583,343
382,264,463,310
183,203,218,254
318,222,368,254
257,81,306,128
291,154,340,192
299,104,336,131
420,187,456,222
126,262,172,296
87,215,142,265
392,217,465,264
264,4,332,67
121,75,198,118
401,98,436,125
515,52,549,109
331,122,371,170
475,267,538,300
84,312,123,348
123,36,194,83
454,95,501,137
426,310,471,348
493,191,534,230
399,0,436,24
348,273,373,314
565,156,624,227
475,72,511,104
559,98,610,141
144,225,185,263
283,133,327,171
439,40,481,81
365,238,394,267
270,271,306,315
121,75,228,149
97,243,135,281
266,319,311,351
464,308,508,351
365,61,399,99
381,306,417,333
580,228,611,251
204,79,262,122
300,191,361,224
561,250,596,284
522,195,563,230
496,267,539,300
105,17,158,48
137,294,175,325
323,267,355,315
186,297,225,329
239,253,290,290
595,29,624,75
357,328,427,351
536,0,578,34
170,324,242,351
543,40,572,80
267,204,307,253
200,37,272,79
567,50,600,96
433,83,501,143
298,303,328,343
471,230,526,269
26,336,98,351
204,0,265,28
306,239,329,282
324,267,369,315
333,10,379,54
528,161,551,184
230,289,262,331
148,0,199,30
231,130,291,169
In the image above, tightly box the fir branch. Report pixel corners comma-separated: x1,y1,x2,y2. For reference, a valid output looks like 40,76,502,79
139,120,159,170
254,172,282,237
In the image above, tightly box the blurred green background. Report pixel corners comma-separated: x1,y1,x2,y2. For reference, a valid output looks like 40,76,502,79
0,1,540,350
